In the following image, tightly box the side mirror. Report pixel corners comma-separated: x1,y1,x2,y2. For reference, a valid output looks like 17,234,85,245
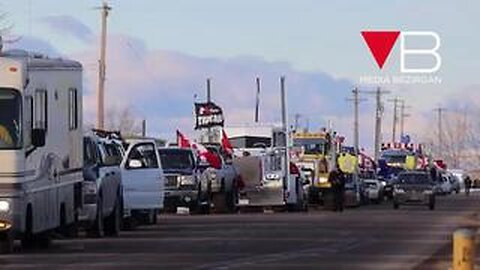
128,159,143,169
32,128,46,147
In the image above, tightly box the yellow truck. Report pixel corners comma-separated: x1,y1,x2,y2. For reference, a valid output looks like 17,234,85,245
291,131,340,205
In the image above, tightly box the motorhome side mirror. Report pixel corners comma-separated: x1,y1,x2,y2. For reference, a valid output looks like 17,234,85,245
32,128,46,147
128,159,143,169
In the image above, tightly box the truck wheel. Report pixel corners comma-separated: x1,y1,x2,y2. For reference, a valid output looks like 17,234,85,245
0,231,14,254
104,199,121,237
87,200,104,238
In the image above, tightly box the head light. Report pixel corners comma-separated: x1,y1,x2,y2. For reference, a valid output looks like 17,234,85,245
266,173,281,180
0,201,10,212
179,175,195,186
318,177,328,183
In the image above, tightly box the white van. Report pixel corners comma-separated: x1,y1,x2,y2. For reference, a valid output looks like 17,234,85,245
0,50,83,252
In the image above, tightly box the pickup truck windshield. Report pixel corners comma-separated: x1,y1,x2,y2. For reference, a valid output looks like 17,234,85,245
0,88,21,149
159,149,194,171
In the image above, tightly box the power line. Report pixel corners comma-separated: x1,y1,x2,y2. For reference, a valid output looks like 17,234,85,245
433,107,447,158
363,87,390,162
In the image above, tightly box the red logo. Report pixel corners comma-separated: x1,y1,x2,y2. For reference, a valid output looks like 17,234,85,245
361,31,400,69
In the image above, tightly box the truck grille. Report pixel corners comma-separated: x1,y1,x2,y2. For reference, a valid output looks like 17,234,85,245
166,175,178,187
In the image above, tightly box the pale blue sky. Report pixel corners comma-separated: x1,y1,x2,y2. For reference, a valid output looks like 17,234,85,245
3,0,480,147
6,0,480,83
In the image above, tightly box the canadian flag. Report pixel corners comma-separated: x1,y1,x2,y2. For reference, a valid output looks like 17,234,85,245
221,130,234,155
176,130,191,148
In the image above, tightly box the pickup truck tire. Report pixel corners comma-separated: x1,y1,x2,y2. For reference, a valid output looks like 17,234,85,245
0,231,13,254
104,198,121,237
87,199,104,238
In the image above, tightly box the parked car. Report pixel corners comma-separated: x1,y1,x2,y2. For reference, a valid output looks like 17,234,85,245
393,171,435,210
80,134,124,237
435,174,453,195
159,148,203,213
363,179,384,204
447,173,461,194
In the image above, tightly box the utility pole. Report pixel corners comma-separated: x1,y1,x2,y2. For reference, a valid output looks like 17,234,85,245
400,100,411,140
361,88,390,162
96,1,111,129
434,107,446,158
255,77,261,123
280,76,290,179
346,88,365,155
294,113,301,132
206,78,212,142
353,88,360,155
388,97,402,143
141,119,147,137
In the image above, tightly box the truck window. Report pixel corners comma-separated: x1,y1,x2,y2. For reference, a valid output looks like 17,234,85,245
159,149,194,171
0,88,22,149
127,143,159,169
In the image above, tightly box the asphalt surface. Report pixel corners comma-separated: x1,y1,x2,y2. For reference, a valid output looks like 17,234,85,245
1,193,479,270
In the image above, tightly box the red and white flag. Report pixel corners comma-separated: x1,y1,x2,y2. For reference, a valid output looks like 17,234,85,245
176,130,191,148
221,130,234,155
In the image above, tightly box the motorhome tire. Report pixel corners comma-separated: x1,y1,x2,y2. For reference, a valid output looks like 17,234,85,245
0,231,14,254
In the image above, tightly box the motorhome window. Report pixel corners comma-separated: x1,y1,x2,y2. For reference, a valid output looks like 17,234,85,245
68,88,78,130
159,149,194,171
34,89,48,131
24,96,33,146
0,88,22,149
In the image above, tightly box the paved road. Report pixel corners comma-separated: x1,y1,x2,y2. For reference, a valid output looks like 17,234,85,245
1,193,478,270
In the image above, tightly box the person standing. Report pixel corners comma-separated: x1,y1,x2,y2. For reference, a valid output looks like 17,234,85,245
329,166,346,212
464,175,472,196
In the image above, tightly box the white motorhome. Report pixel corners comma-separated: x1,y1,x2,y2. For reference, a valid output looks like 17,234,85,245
0,49,83,252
